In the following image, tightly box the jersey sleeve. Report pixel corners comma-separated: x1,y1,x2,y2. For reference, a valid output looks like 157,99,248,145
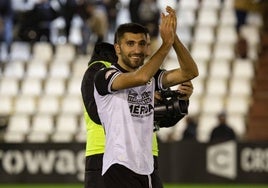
154,69,166,91
94,67,120,96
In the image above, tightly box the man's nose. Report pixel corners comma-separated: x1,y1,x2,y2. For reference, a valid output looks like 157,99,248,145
133,44,143,53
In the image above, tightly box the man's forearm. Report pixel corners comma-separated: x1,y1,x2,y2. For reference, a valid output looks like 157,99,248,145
173,35,199,79
136,42,172,82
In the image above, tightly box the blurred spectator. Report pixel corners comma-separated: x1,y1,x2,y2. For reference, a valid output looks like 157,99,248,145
209,112,237,143
234,0,267,63
58,0,79,41
182,115,198,141
234,0,250,33
235,35,249,59
78,0,108,54
129,0,160,53
0,115,8,142
17,0,59,42
0,0,14,50
103,0,119,34
234,0,268,33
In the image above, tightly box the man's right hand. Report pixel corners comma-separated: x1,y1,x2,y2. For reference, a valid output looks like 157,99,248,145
159,6,176,48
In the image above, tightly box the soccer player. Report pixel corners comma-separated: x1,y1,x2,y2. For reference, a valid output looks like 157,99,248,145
81,42,193,188
93,6,198,188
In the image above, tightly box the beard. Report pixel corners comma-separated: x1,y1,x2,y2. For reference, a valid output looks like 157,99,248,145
120,51,146,70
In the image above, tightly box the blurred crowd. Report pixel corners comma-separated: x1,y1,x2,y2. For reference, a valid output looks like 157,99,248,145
0,0,162,55
1,0,267,55
0,0,121,54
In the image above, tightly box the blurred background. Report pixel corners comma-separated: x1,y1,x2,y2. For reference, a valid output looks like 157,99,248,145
0,0,268,186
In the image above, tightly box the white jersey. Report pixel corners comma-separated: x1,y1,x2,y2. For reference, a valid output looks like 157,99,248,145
94,64,165,175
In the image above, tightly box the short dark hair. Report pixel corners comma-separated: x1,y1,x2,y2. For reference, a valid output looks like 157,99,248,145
114,23,149,44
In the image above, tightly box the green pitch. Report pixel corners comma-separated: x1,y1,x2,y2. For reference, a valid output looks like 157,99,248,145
0,184,268,188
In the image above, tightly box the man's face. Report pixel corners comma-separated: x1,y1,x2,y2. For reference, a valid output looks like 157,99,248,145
116,33,147,71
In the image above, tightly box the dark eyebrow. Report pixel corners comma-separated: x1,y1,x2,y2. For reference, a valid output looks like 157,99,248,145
140,40,147,44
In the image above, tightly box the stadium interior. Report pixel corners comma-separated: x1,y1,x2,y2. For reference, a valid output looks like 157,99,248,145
0,0,267,144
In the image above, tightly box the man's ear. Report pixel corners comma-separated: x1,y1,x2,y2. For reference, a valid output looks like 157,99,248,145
114,43,120,54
